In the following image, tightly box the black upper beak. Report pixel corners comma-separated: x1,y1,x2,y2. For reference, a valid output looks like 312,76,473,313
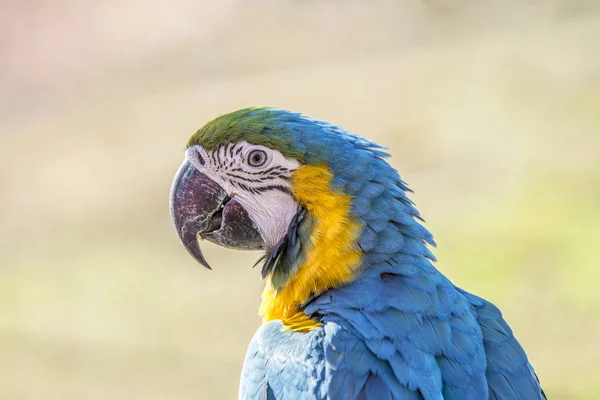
169,159,265,269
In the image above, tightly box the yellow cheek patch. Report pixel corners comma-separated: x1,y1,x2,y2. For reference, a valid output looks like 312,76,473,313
259,165,363,332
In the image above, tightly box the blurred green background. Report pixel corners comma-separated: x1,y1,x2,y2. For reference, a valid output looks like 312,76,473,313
1,1,599,399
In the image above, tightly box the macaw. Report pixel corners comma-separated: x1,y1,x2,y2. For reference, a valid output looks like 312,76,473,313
169,107,545,400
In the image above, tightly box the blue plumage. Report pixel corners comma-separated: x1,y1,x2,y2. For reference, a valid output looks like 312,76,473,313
229,109,545,400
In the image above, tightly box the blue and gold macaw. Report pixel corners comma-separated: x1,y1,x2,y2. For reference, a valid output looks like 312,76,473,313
170,107,545,399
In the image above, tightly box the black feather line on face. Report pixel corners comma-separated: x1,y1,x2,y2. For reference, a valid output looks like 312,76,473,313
261,208,307,279
224,172,282,183
232,166,277,175
253,185,292,195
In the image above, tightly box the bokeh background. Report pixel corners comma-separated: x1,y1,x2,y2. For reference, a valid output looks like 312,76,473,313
2,1,599,398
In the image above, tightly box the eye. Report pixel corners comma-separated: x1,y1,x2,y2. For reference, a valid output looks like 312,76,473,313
247,149,268,168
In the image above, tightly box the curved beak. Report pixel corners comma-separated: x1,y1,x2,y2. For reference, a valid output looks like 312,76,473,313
169,159,265,269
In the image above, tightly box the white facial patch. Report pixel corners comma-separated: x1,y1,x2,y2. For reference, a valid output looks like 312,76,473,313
186,141,301,249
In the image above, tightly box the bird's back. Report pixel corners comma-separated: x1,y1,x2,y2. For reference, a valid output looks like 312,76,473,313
240,259,545,400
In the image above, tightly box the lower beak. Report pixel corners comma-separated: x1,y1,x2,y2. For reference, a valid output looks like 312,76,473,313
169,159,265,269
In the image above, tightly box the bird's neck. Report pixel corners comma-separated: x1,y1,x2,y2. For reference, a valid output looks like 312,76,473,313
259,165,362,332
258,164,436,332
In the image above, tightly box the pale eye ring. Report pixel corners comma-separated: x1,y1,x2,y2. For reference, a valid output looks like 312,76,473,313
247,149,268,167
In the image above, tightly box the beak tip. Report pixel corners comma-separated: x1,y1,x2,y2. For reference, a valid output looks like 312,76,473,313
200,258,212,270
190,252,212,270
191,243,213,270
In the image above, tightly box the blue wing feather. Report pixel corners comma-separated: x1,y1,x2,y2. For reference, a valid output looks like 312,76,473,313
241,275,544,400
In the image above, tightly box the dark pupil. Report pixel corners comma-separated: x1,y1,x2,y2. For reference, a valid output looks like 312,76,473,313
251,152,264,165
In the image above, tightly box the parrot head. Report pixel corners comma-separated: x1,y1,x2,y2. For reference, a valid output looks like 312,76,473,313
170,107,434,329
169,107,306,269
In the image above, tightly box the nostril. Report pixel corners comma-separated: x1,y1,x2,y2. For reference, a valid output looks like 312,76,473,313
196,149,206,166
